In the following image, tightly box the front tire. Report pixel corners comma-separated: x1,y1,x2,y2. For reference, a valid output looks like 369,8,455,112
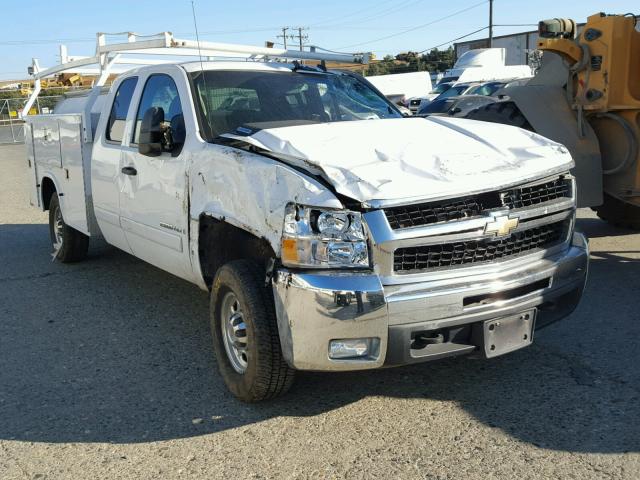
210,260,295,402
48,192,89,262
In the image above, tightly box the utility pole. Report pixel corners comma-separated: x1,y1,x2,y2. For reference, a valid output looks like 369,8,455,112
277,27,289,49
277,26,308,53
488,0,494,47
296,27,308,52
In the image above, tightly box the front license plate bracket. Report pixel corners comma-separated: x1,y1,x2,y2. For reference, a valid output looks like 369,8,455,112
477,309,536,358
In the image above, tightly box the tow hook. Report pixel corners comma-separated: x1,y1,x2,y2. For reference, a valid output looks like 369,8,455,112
416,332,445,345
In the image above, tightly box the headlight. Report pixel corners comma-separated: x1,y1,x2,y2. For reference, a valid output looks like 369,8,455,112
281,204,369,268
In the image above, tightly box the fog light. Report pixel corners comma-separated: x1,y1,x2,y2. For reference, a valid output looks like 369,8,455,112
329,338,379,360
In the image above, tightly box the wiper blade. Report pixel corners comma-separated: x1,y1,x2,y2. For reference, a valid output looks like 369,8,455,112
290,60,327,73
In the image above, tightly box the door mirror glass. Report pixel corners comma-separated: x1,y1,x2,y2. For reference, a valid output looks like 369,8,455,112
138,107,164,156
168,114,186,157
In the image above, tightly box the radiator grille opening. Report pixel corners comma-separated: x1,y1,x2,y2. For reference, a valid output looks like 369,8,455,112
384,176,571,230
393,220,566,273
500,177,571,209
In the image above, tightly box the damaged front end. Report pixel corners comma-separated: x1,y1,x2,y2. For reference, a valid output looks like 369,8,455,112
191,109,588,372
270,172,588,371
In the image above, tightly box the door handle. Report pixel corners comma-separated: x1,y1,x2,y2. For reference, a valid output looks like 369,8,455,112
121,166,137,176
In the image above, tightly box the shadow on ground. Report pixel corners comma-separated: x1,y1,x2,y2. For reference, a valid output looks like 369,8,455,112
0,219,638,453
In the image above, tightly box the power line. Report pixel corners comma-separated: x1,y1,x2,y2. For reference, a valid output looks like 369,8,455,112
417,23,540,54
310,0,397,27
323,0,425,29
418,26,488,53
336,0,488,49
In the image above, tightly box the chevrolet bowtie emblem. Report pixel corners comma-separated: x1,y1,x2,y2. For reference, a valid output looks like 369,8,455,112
484,215,519,237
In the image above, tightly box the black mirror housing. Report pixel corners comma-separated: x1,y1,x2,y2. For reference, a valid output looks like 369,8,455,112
138,107,164,157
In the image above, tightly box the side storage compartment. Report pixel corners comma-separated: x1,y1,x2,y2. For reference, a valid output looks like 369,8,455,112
58,115,89,234
30,114,90,235
24,122,39,208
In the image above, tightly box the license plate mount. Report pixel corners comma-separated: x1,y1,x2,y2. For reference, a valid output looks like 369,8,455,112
482,309,536,358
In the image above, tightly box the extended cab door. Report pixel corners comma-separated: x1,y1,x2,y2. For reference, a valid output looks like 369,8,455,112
91,75,139,253
119,70,192,280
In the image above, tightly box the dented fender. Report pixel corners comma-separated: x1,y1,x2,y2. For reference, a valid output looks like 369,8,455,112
188,142,343,262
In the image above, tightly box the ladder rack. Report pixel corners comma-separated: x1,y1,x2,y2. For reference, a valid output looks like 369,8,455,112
22,31,371,122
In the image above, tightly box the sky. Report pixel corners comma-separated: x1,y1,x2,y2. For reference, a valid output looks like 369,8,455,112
0,0,638,80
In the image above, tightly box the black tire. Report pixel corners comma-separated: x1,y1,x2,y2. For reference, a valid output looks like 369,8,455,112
210,260,295,402
465,101,533,130
48,192,89,263
595,192,640,229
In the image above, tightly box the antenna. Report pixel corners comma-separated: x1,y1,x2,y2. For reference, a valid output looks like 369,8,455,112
190,0,206,73
190,0,212,137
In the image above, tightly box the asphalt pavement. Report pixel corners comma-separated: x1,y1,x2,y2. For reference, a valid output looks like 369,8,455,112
0,143,638,479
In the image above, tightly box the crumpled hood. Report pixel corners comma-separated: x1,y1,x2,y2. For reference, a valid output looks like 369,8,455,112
224,117,574,205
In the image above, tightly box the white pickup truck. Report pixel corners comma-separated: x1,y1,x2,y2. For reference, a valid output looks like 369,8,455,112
23,37,588,402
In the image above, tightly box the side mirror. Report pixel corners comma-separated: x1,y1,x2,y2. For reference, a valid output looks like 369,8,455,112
138,107,164,157
449,107,462,115
168,114,186,157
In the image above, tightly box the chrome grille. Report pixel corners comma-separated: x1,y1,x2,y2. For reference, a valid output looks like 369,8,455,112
500,176,571,209
393,220,566,273
384,192,499,229
384,175,571,230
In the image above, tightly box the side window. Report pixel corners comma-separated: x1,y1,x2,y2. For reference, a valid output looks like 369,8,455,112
133,74,183,144
106,77,137,143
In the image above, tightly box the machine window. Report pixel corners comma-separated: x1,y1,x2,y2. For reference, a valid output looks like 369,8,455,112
106,77,137,142
132,74,183,144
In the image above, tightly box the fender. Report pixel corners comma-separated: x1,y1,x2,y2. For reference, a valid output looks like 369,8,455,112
187,142,343,289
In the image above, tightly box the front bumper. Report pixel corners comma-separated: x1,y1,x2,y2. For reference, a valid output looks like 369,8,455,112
272,232,589,371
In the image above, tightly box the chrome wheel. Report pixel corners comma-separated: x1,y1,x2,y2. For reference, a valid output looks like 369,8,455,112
52,205,64,252
220,291,249,374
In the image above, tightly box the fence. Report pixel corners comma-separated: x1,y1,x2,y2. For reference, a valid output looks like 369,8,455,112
0,96,63,144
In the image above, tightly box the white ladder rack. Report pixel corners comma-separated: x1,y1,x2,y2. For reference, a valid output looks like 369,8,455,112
23,31,371,124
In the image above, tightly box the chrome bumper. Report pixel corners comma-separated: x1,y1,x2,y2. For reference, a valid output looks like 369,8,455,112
272,232,589,371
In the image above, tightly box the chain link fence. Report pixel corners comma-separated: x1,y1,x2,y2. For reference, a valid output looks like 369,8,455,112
0,96,63,144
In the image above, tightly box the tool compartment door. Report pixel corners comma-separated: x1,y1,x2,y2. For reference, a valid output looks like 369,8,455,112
31,114,89,235
58,115,89,234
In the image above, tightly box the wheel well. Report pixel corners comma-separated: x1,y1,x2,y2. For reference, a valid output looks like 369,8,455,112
41,177,56,210
198,215,276,287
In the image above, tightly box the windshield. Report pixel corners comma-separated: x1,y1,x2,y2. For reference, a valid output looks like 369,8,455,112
467,82,504,96
190,70,401,139
436,85,468,100
429,83,452,95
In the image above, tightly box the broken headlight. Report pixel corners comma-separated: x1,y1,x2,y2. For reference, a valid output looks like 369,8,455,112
281,204,369,268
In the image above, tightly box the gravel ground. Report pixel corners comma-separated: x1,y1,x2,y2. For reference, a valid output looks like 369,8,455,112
0,143,638,479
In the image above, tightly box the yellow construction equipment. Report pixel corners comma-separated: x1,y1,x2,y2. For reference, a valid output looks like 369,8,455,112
467,12,640,228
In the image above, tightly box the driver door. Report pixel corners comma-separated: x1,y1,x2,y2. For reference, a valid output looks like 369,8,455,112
119,72,191,280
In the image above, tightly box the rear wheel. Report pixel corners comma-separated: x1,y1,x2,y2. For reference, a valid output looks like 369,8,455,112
210,260,295,402
465,101,533,130
48,193,89,262
595,193,640,229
